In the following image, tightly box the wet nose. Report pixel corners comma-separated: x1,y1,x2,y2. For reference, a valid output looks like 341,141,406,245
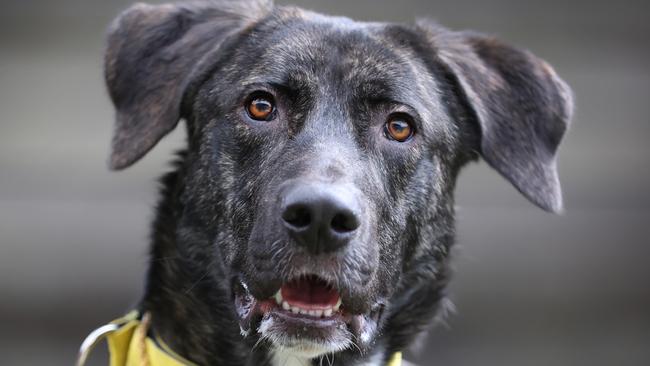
280,183,361,254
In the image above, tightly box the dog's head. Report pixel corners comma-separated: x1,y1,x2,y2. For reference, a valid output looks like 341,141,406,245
105,0,572,360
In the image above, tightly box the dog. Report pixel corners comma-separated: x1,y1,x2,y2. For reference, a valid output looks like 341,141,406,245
88,0,573,365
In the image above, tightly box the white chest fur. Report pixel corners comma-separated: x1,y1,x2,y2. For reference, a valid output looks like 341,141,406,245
270,349,385,366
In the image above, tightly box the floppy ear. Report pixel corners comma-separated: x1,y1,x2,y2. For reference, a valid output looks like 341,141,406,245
418,22,573,212
105,1,272,170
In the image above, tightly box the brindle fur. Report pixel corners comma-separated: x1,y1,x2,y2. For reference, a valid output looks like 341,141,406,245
103,1,572,365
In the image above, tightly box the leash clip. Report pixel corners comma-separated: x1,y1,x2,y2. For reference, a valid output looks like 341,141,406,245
76,322,120,366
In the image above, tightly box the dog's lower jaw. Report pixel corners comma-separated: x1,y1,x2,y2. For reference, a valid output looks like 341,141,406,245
259,313,353,364
258,317,351,357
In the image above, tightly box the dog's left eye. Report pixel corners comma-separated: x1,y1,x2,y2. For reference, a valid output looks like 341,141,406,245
245,92,276,121
384,114,415,142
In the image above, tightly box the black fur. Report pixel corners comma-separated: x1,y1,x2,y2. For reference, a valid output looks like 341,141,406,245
103,1,573,365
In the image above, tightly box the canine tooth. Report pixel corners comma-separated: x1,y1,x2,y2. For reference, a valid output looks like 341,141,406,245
291,306,300,314
273,291,283,305
282,301,290,310
333,298,342,311
323,308,333,317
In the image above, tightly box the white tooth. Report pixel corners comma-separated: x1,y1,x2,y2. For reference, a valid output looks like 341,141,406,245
308,310,317,317
333,298,342,311
299,309,309,315
291,306,300,314
282,301,290,311
323,308,333,317
274,291,283,305
314,310,324,317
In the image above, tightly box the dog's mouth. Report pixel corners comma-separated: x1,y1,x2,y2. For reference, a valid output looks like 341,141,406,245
275,275,342,317
234,274,382,357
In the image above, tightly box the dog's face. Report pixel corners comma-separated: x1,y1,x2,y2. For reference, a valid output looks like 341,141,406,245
105,0,572,360
200,13,466,357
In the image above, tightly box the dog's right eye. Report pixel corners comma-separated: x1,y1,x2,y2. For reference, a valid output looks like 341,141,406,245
245,92,276,121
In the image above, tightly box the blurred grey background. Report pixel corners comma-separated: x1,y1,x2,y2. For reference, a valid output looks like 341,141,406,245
1,0,648,365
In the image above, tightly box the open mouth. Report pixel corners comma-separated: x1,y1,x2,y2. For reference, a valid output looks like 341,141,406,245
274,275,342,318
235,274,345,329
234,273,382,355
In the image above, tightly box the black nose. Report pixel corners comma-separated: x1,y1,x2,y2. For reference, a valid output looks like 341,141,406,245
281,183,361,254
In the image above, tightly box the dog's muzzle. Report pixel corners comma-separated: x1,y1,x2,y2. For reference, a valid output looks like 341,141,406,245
280,181,362,254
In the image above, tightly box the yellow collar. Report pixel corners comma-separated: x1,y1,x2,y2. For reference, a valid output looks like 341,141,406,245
77,311,402,366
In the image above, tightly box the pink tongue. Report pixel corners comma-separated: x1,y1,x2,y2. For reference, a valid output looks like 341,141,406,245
280,276,340,309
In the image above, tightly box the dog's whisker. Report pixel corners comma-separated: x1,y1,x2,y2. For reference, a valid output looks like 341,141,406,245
347,332,363,356
325,352,333,366
183,269,211,295
251,336,265,354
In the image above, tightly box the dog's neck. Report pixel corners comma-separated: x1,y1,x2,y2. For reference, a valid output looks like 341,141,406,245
140,164,249,364
140,161,450,365
270,349,389,366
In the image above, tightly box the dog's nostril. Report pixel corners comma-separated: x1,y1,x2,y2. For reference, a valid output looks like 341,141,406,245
330,211,359,233
280,182,362,254
282,205,311,228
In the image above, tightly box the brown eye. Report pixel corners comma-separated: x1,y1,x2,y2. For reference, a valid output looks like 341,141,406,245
384,114,414,142
246,92,276,121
